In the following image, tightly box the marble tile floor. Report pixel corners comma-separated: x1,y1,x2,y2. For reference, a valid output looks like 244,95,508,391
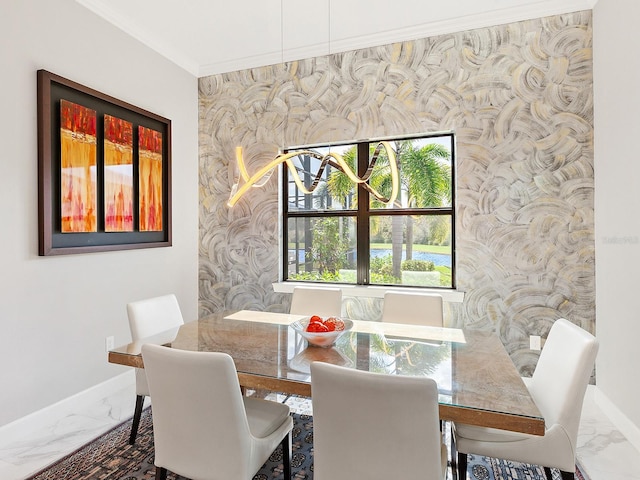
0,384,638,480
0,383,137,480
576,388,640,480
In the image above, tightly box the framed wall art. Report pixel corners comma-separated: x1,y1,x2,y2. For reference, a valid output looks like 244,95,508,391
37,70,172,255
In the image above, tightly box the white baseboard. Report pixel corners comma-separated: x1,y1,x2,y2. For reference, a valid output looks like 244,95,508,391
592,385,640,453
0,371,135,442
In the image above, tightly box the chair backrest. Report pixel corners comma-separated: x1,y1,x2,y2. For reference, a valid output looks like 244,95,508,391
382,291,444,326
127,294,184,341
141,344,254,479
310,362,444,480
289,286,342,317
528,318,598,448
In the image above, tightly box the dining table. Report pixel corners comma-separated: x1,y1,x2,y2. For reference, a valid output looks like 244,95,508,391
108,309,545,436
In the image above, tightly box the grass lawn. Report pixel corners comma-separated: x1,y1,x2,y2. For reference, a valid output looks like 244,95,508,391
435,265,452,286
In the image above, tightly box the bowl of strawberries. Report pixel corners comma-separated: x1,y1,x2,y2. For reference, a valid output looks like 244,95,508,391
290,315,353,348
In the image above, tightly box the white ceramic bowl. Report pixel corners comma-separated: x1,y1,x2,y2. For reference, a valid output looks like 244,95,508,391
290,317,353,348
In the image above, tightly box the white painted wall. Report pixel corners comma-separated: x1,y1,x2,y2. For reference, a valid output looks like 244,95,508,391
0,0,198,427
593,0,640,430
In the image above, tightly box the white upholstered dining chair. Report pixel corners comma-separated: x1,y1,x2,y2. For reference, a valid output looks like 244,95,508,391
289,286,342,317
382,290,444,326
453,318,599,480
126,294,184,445
311,362,448,480
141,344,293,480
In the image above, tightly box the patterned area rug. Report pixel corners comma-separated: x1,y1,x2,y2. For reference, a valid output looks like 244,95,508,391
26,405,588,480
466,454,588,480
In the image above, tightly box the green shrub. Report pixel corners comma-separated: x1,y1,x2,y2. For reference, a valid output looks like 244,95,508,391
401,259,435,271
288,271,340,282
370,272,401,284
370,254,393,276
310,218,349,275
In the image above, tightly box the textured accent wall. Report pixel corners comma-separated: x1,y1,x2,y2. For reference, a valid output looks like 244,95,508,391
199,11,593,375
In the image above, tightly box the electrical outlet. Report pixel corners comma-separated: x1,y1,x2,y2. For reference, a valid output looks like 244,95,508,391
105,336,115,352
529,335,541,351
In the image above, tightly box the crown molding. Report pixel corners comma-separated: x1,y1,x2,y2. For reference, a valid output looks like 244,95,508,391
198,0,595,77
327,0,596,61
77,0,595,78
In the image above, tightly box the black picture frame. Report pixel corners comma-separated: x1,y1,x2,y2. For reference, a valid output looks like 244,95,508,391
37,70,172,255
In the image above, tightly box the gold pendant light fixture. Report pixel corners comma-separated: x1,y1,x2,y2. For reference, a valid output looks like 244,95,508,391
227,142,400,207
226,0,401,208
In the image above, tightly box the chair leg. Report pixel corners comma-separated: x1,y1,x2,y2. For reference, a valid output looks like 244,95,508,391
457,452,467,480
155,466,167,480
129,395,145,445
543,467,574,480
449,423,458,480
281,432,291,479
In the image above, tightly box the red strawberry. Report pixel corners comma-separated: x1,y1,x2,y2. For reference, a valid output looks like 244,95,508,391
306,321,329,333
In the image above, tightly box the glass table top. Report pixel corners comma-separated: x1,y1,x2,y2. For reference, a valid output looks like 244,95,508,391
108,310,544,435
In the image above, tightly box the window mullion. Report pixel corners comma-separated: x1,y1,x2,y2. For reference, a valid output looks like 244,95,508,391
356,142,370,285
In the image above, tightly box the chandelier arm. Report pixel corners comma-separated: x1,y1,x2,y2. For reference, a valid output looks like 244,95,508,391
228,141,400,207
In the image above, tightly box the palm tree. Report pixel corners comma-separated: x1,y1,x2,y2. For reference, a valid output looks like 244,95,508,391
324,139,451,280
326,147,357,209
397,141,451,266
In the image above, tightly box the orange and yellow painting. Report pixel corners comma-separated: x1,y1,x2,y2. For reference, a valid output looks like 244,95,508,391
60,99,97,232
138,126,163,231
104,115,133,232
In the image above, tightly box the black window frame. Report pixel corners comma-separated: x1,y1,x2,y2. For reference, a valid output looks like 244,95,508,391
282,132,456,289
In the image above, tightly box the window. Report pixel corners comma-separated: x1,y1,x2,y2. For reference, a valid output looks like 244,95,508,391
283,133,455,289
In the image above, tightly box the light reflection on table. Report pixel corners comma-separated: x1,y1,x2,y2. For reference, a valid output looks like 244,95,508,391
108,310,543,435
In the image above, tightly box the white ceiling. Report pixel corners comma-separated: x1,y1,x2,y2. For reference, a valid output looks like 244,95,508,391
77,0,597,77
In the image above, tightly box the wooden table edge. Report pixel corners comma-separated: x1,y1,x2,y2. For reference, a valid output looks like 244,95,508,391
236,372,545,436
439,404,545,436
109,351,143,369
